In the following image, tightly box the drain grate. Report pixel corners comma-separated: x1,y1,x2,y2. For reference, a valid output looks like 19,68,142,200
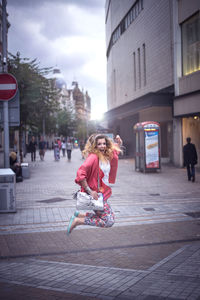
143,207,155,212
37,198,67,203
184,212,200,219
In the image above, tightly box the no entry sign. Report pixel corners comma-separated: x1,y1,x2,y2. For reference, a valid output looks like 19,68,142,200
0,73,18,101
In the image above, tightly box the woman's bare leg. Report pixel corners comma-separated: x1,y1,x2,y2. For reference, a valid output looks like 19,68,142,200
69,217,85,233
76,212,86,218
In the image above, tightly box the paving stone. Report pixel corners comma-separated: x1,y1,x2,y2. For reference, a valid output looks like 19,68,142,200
0,150,200,299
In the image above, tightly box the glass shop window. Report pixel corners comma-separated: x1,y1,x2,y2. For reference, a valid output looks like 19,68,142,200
182,12,200,76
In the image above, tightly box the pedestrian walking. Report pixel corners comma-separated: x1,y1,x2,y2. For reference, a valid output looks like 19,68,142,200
54,139,60,161
79,139,85,159
66,139,73,162
183,137,198,182
57,138,62,151
67,133,122,235
61,139,66,157
29,136,37,161
39,136,46,161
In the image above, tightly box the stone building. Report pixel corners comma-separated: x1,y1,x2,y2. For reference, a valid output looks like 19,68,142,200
53,70,91,121
72,81,91,120
53,68,73,112
105,0,200,167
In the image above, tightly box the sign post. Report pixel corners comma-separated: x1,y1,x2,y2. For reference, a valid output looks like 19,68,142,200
1,0,18,168
0,73,18,100
0,73,18,168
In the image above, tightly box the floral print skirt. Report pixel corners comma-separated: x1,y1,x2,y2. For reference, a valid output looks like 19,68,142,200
84,198,115,228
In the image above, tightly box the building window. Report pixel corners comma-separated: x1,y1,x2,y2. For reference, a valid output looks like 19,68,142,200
107,0,143,58
143,43,146,86
112,69,116,103
133,44,146,91
138,48,141,89
124,0,143,31
112,26,121,44
133,52,136,91
0,22,2,43
182,12,200,76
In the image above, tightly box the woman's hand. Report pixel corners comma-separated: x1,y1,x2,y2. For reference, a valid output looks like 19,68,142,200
115,135,122,146
91,190,98,200
80,179,99,200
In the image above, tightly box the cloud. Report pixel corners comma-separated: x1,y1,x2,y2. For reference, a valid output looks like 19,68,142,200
7,0,103,11
6,0,107,119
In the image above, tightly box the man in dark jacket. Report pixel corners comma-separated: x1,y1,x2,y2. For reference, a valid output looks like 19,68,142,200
39,136,46,161
29,136,37,161
183,137,198,182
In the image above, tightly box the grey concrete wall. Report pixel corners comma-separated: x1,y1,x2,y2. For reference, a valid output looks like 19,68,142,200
0,151,4,168
173,118,183,167
179,71,200,95
105,0,135,48
107,0,174,111
174,93,200,116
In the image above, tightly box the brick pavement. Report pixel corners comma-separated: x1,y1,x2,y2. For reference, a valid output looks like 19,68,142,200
0,149,200,299
1,221,200,270
0,149,199,234
0,243,200,299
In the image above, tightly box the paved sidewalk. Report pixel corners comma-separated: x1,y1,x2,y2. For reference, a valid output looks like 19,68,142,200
0,242,200,300
0,149,200,299
0,150,199,234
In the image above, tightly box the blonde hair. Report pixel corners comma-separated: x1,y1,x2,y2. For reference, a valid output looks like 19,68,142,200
82,133,120,162
10,151,17,160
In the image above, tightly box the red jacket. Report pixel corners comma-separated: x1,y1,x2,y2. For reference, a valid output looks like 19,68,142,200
75,151,118,200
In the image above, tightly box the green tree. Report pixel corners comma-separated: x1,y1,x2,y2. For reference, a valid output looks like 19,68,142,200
8,53,60,130
56,109,76,137
75,118,99,142
8,52,60,160
76,119,87,141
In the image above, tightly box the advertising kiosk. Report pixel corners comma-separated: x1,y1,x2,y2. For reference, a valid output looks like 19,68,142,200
134,121,161,172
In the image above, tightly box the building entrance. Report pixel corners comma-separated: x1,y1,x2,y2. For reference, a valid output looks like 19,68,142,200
182,117,200,168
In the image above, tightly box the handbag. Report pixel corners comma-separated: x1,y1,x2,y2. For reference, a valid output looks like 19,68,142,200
75,192,104,211
74,166,104,211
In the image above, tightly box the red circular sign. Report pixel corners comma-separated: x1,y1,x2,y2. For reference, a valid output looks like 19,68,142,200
0,73,18,101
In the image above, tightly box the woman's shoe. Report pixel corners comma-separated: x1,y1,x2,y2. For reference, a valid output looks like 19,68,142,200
67,216,75,235
74,211,80,217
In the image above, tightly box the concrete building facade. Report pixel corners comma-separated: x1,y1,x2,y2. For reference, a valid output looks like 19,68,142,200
105,0,200,167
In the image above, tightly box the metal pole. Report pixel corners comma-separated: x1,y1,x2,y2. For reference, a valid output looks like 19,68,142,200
2,0,10,168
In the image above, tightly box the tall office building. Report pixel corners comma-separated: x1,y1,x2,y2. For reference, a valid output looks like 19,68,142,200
105,0,200,167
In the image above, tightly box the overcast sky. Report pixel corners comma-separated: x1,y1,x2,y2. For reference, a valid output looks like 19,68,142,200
6,0,107,120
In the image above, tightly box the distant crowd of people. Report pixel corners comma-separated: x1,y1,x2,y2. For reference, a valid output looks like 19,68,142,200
28,136,47,162
53,138,73,162
26,136,75,163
